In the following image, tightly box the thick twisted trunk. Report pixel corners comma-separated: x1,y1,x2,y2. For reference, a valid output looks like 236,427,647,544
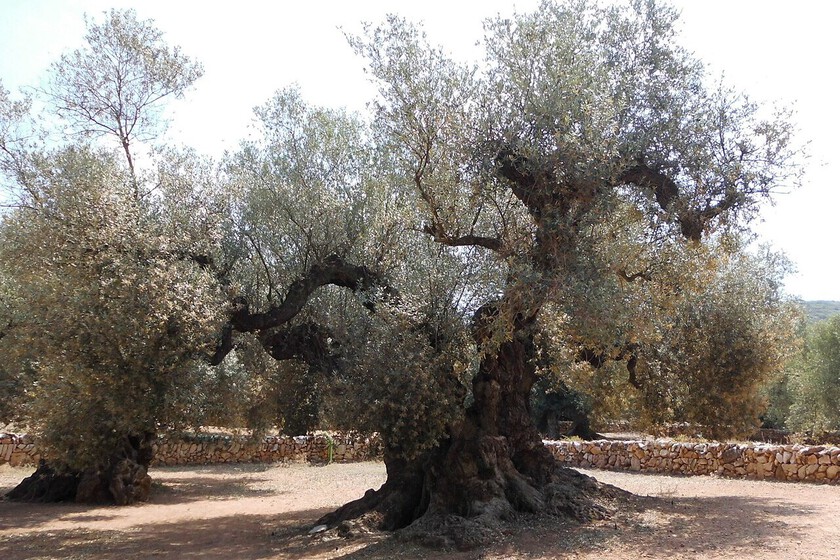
6,432,154,505
317,309,618,548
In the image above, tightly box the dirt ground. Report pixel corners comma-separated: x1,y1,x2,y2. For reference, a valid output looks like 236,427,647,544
1,460,839,559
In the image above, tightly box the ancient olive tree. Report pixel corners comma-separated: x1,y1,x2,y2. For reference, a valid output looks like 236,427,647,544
312,0,801,543
0,146,228,504
0,12,221,504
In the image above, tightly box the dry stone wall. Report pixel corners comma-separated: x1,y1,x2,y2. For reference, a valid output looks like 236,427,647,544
0,432,383,468
150,433,383,466
2,432,838,484
0,433,38,467
547,439,840,483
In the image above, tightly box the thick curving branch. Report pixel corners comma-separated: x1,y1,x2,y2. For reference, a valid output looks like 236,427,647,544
618,163,680,212
576,345,641,390
211,254,396,365
258,322,336,369
618,162,747,242
494,146,553,221
231,255,395,333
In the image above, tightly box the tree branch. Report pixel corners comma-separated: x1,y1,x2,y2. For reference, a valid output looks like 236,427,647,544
616,268,652,283
618,163,680,213
210,255,397,364
258,322,338,372
494,145,550,220
422,222,503,252
618,162,710,241
577,345,642,390
231,254,395,333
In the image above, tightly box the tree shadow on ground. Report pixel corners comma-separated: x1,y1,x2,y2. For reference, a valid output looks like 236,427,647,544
0,491,826,560
1,465,832,560
0,469,279,531
150,474,278,503
501,492,819,559
150,463,277,475
0,508,335,560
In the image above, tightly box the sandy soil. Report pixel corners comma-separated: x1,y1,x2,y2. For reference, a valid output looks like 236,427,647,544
1,460,838,559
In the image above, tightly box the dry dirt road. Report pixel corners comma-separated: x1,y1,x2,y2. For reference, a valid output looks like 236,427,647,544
1,461,838,559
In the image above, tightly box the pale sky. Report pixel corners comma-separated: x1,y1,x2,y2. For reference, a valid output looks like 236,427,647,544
1,0,837,301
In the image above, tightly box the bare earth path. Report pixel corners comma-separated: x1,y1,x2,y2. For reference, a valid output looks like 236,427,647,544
1,461,838,559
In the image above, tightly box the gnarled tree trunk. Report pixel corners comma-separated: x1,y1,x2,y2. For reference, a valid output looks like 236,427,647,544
6,432,154,505
316,308,620,548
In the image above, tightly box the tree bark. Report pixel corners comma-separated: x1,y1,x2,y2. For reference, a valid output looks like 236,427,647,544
6,432,154,505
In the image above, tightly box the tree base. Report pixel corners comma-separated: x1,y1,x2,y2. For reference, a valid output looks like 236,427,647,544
5,461,80,503
5,433,154,505
314,462,627,550
5,458,152,505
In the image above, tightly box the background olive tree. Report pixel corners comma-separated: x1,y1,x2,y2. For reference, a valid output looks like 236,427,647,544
782,315,840,433
0,11,223,504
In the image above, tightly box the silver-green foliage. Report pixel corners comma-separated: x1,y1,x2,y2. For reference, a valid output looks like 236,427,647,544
786,315,840,433
0,147,227,469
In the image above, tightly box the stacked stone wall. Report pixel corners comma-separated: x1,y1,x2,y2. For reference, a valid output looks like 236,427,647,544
0,432,383,468
0,433,38,467
2,432,838,484
546,439,840,483
150,433,383,466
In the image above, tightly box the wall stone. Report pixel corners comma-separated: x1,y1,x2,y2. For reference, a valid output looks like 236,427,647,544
2,432,838,484
0,433,40,467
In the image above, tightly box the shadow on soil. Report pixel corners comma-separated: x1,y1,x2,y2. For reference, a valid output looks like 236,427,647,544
513,493,816,559
0,465,280,531
0,508,333,560
304,492,819,559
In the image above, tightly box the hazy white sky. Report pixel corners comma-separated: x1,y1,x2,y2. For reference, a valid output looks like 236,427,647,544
1,0,837,300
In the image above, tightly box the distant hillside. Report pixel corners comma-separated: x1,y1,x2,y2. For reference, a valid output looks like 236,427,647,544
803,301,840,323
